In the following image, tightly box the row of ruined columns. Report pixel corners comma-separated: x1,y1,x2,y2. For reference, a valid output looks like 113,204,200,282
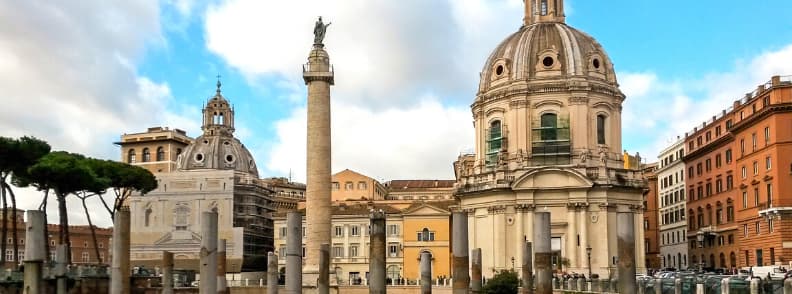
20,208,637,293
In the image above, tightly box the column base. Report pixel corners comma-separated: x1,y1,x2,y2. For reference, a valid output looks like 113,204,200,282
302,269,320,287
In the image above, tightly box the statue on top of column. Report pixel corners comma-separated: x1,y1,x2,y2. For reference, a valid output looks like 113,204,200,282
313,16,331,45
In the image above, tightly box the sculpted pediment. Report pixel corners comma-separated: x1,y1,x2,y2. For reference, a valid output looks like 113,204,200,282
511,168,593,190
153,230,202,245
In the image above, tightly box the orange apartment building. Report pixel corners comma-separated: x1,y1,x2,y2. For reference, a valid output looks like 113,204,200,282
643,163,661,269
731,76,792,267
684,94,740,271
684,75,792,270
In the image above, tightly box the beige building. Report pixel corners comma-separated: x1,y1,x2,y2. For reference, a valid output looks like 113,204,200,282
385,180,455,201
116,126,193,174
274,202,405,285
453,0,646,278
261,177,306,212
331,169,387,202
126,81,275,273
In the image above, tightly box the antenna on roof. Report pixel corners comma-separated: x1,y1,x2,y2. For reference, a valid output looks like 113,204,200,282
289,169,293,183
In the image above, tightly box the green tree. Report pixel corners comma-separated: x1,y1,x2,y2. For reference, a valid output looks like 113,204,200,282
0,136,50,268
92,160,157,219
26,151,95,264
76,157,111,263
482,270,520,294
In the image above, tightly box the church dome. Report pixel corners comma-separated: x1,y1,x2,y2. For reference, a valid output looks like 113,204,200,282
176,80,259,177
478,22,618,94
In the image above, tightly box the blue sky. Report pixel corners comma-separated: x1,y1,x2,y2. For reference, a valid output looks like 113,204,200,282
2,0,792,226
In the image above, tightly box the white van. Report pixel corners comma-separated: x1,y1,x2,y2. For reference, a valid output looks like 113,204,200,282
742,266,788,280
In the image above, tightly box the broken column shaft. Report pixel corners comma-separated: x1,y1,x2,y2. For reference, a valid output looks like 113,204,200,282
200,211,219,294
285,211,302,294
110,207,131,294
617,212,637,294
533,212,551,294
369,210,386,294
452,211,470,294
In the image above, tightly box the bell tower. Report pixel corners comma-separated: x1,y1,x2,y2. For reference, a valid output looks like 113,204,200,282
524,0,565,26
201,77,235,137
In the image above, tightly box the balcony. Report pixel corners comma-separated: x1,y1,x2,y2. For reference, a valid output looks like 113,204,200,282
530,126,571,166
758,202,792,218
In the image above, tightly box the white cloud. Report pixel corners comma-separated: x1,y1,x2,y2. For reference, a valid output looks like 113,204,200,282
204,0,523,108
205,0,524,181
0,1,198,227
620,44,792,160
265,99,473,182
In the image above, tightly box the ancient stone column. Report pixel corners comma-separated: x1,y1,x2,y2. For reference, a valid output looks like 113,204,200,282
721,277,730,294
522,241,533,294
23,210,45,294
218,239,227,294
201,211,219,294
452,211,470,294
617,212,636,294
675,278,682,294
162,251,174,294
750,279,760,294
111,207,131,294
533,212,551,294
471,249,482,293
268,252,278,294
369,210,386,294
318,243,330,294
56,244,68,294
285,211,302,294
303,36,335,287
421,251,432,294
784,278,792,294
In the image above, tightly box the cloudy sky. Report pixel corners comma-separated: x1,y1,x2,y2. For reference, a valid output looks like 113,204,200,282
2,0,792,226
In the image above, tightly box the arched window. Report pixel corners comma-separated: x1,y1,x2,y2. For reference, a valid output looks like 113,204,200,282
142,148,151,162
597,115,607,144
540,113,558,140
486,120,503,165
127,149,136,163
418,228,434,242
677,253,682,268
719,253,726,268
729,252,736,268
540,0,548,15
709,254,715,268
144,208,152,227
156,147,165,161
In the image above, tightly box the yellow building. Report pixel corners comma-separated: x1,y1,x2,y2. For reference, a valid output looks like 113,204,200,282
400,201,455,281
331,169,388,201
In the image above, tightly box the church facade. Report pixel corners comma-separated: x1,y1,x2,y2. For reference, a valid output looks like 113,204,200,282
453,0,647,278
126,81,275,273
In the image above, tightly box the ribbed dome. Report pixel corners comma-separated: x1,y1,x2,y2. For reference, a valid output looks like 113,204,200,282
175,80,259,177
176,135,258,177
478,22,618,94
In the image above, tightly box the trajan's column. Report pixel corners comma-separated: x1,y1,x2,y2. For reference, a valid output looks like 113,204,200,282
303,16,334,287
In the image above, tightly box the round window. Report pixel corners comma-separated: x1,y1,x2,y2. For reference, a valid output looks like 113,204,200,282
203,140,209,144
592,58,601,69
223,141,231,146
542,56,554,67
195,153,204,162
226,155,234,163
495,65,504,76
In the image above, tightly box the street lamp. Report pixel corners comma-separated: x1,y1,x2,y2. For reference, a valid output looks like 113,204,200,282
586,246,592,279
